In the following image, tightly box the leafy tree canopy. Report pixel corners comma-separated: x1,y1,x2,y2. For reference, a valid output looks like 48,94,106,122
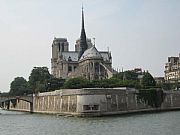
113,71,139,80
64,77,140,89
9,77,31,96
47,78,65,91
91,78,121,88
28,67,51,93
141,72,156,88
64,77,90,89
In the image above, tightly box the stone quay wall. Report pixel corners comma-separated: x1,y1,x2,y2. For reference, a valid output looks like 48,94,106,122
9,88,180,116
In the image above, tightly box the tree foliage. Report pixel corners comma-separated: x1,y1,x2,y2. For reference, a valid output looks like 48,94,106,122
63,77,141,89
28,67,51,93
141,72,156,88
9,67,66,94
9,66,160,95
137,89,165,108
47,78,65,91
91,78,120,88
9,77,31,96
64,77,90,89
113,71,139,80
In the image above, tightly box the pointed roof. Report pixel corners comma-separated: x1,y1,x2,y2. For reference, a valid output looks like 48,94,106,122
81,6,85,31
79,6,88,59
79,46,103,61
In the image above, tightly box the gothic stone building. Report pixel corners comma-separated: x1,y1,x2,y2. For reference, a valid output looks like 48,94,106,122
51,8,115,80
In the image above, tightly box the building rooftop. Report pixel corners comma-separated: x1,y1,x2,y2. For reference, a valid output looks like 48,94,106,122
62,52,79,61
79,46,102,61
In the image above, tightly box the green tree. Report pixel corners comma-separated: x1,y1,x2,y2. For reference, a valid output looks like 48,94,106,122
113,71,139,80
137,89,165,108
91,78,121,88
47,78,65,91
28,67,51,93
9,77,31,96
141,72,156,88
64,77,90,89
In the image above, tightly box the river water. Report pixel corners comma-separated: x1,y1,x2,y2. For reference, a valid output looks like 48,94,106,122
0,109,180,135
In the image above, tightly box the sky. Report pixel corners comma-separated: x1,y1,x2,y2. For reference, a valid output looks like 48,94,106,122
0,0,180,92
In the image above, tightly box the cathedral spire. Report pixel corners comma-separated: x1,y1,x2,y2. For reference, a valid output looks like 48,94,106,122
79,6,88,59
81,6,85,30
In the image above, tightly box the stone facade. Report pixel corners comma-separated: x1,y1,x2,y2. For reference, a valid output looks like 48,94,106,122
165,54,180,83
51,8,115,80
7,88,180,117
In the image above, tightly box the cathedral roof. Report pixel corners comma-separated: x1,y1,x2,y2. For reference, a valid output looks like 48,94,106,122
100,52,111,62
62,52,79,61
79,46,102,61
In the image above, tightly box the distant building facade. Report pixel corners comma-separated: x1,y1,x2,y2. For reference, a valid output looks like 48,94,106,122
154,77,165,85
51,8,115,80
165,54,180,83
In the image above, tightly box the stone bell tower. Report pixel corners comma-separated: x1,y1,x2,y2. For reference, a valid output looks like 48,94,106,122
51,37,69,78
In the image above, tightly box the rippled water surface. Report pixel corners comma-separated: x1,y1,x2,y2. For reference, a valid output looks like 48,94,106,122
1,109,180,135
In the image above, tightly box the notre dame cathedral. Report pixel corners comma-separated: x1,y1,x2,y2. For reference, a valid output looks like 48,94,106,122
51,8,115,80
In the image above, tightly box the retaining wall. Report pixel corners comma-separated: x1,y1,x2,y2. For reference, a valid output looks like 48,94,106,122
8,88,180,116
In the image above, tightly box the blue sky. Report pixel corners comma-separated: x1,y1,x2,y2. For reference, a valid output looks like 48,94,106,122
0,0,180,92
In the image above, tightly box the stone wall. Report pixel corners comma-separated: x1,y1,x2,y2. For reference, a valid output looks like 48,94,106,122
10,100,30,112
8,88,180,116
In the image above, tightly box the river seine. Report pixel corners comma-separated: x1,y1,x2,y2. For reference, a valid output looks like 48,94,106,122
0,109,180,135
